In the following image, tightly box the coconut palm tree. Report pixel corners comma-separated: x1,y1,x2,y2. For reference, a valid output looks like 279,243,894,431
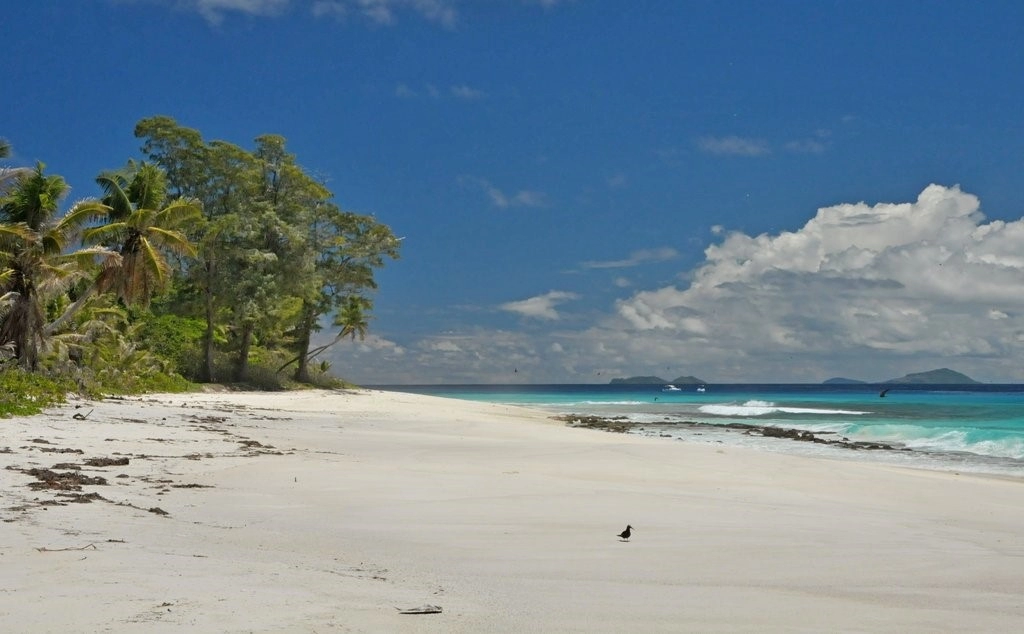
280,294,371,381
0,138,32,199
91,161,201,305
0,163,112,369
45,162,201,336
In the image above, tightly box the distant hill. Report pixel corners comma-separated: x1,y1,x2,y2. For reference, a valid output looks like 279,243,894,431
671,375,706,385
884,368,981,384
609,376,667,385
610,375,706,385
823,368,981,385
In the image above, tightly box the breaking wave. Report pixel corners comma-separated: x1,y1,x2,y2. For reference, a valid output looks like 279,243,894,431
699,400,866,417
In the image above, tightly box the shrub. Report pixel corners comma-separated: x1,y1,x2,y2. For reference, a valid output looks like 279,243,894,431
0,369,76,417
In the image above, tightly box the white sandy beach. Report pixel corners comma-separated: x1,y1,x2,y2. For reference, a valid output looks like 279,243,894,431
2,388,1023,632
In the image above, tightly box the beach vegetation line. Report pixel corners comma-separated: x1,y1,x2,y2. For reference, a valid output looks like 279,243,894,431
0,120,400,412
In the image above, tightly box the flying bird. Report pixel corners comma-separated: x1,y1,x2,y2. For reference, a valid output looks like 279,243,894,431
617,524,633,541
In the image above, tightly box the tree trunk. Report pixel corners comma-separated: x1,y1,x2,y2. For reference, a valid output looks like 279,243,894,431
43,284,96,336
235,321,254,382
293,301,315,383
14,297,39,372
200,265,216,382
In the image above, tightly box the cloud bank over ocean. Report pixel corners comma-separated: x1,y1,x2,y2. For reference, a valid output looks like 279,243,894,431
328,185,1024,384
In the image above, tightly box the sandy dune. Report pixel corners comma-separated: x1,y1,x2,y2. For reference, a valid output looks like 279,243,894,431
2,389,1023,632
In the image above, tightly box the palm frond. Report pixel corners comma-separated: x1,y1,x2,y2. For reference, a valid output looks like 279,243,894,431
145,226,197,256
59,198,111,230
156,197,203,228
82,221,129,244
96,171,134,219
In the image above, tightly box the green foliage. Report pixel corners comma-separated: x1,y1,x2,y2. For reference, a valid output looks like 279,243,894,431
0,368,75,416
137,313,206,377
0,118,400,399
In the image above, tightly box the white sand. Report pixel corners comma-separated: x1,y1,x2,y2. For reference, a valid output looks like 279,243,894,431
2,388,1023,632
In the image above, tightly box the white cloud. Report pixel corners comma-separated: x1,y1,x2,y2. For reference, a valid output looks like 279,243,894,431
348,0,457,27
159,0,458,26
784,138,827,154
581,247,678,269
151,0,567,26
608,184,1024,378
311,0,346,18
177,0,289,23
395,83,484,100
501,291,580,320
325,185,1024,384
697,135,770,157
450,84,485,99
460,176,548,209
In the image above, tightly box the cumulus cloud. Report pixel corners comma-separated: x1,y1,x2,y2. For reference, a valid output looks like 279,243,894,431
581,247,678,269
501,291,580,320
327,185,1024,384
697,135,770,157
609,184,1024,378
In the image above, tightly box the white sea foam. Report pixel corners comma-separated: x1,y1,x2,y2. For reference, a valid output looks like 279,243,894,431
698,400,866,417
857,427,1024,461
568,400,649,406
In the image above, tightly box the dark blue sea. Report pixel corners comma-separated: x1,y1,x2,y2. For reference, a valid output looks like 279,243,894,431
373,384,1024,477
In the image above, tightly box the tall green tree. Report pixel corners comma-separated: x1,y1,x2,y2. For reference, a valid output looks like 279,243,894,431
135,117,256,381
0,164,111,369
134,117,400,384
287,205,400,383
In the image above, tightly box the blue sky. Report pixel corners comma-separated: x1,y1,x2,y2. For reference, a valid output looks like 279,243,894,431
6,0,1024,383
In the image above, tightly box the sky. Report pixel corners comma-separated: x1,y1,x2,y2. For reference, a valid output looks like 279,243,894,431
5,0,1024,384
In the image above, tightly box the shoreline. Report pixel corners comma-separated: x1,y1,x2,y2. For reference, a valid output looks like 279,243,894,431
557,412,1024,482
3,389,1024,631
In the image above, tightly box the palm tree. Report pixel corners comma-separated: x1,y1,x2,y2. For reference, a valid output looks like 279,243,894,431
282,294,371,382
0,138,31,201
45,162,201,335
92,161,201,304
0,163,111,369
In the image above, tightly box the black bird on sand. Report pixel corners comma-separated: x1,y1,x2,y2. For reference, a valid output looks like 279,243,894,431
617,525,633,541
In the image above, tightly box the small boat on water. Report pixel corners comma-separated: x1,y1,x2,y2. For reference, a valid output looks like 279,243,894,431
696,385,707,392
661,384,682,392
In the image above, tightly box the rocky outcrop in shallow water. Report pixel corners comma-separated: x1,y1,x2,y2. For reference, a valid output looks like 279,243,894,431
558,415,904,451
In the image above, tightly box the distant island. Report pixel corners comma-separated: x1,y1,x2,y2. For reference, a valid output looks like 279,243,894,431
884,368,981,384
610,375,706,385
824,368,980,385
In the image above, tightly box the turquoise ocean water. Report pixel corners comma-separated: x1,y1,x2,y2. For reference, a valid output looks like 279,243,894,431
374,384,1024,477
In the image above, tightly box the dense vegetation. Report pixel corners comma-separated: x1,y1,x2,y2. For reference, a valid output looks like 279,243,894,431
0,119,400,414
